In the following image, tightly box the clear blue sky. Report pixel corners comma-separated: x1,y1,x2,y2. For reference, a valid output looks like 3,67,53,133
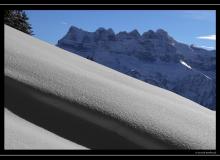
25,10,216,50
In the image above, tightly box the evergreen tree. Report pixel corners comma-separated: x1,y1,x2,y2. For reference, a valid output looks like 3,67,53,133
4,10,33,35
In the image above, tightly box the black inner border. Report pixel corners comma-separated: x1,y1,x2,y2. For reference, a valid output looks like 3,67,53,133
1,4,219,156
0,0,220,5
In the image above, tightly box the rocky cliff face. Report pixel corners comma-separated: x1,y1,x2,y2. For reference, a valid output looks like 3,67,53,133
57,26,216,110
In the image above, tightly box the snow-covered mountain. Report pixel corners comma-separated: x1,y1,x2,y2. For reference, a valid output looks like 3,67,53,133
57,26,216,110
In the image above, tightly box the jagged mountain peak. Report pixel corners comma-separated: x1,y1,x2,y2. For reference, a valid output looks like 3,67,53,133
142,30,157,39
95,27,115,34
141,29,175,42
156,29,168,36
116,31,128,36
68,25,84,33
65,25,178,42
129,29,141,38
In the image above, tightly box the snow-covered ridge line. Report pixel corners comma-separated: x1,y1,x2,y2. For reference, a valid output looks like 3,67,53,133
4,25,215,149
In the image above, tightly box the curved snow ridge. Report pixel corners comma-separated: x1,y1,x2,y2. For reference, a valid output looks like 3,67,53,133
4,25,215,149
4,109,88,150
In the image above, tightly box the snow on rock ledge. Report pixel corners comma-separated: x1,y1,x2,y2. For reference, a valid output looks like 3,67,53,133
4,25,216,150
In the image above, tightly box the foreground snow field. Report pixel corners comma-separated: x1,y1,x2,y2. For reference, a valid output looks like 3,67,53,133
4,25,216,149
4,109,87,149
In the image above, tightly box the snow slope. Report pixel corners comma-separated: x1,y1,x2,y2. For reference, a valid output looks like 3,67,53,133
4,109,87,149
4,25,216,149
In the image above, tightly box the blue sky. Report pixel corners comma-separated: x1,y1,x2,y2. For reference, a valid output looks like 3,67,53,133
25,10,216,50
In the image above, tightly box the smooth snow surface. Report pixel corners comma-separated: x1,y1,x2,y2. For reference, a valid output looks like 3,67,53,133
4,109,87,149
4,25,216,149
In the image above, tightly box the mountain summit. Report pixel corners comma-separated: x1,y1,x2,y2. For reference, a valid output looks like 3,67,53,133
57,26,216,110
